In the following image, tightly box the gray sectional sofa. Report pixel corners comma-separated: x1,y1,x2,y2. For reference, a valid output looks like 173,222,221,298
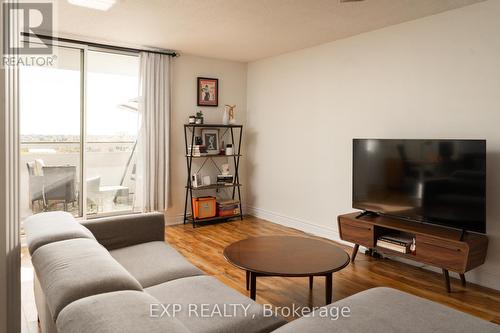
24,212,499,333
25,211,286,333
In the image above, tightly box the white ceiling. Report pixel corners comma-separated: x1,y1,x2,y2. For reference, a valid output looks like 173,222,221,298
54,0,484,62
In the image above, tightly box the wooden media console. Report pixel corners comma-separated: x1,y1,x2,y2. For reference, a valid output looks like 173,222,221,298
338,212,488,292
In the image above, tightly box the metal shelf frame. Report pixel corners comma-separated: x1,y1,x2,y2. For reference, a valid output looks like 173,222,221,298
183,124,244,227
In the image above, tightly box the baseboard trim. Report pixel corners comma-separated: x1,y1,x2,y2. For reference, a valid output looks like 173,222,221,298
246,205,352,246
164,213,185,226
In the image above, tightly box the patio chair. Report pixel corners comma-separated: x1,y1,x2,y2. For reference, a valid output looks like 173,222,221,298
26,162,44,210
27,162,77,212
86,176,102,212
42,166,77,211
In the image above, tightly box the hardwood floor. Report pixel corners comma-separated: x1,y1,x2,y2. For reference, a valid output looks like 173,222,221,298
166,216,500,324
21,246,39,333
20,215,500,331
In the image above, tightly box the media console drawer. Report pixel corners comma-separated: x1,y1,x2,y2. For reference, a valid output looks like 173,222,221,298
339,219,374,247
416,235,467,272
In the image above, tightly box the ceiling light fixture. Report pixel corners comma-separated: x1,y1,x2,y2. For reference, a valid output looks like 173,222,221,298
67,0,117,11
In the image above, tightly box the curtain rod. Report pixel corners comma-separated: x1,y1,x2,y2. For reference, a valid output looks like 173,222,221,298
20,32,178,57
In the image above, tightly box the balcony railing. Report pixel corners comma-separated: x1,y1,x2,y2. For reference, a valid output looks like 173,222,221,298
21,141,137,220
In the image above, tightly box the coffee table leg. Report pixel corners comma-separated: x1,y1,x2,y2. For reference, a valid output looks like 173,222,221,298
309,276,313,289
246,271,249,290
250,272,257,300
325,273,332,304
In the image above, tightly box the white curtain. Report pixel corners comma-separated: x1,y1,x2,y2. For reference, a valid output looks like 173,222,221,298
137,52,171,212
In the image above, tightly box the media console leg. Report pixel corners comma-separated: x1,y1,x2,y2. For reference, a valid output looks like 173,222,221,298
459,273,466,287
246,271,249,290
351,244,360,263
309,276,313,290
442,269,451,293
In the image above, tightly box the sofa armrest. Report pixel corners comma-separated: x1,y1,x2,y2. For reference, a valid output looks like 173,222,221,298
82,212,165,250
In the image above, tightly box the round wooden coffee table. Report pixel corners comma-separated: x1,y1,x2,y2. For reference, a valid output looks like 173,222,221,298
223,236,350,304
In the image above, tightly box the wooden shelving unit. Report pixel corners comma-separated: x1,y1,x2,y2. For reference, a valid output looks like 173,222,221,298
183,124,243,227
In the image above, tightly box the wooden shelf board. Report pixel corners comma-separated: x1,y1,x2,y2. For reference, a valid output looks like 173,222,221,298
186,154,242,158
184,124,243,128
187,214,242,223
187,184,242,190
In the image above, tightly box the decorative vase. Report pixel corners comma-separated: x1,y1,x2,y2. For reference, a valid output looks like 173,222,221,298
222,107,229,125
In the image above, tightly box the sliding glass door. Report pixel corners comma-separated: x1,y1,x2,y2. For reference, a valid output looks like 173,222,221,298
19,43,141,220
86,51,140,216
20,46,83,219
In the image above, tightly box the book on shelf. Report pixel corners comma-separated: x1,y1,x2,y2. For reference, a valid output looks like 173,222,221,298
187,145,208,156
187,145,200,156
377,234,414,254
378,238,409,247
217,200,240,216
217,199,240,206
217,174,234,184
378,234,413,245
376,240,410,253
218,207,241,217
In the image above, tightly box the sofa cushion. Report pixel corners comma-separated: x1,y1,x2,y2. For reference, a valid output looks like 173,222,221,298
56,290,190,333
31,238,143,321
273,287,500,333
23,211,96,255
82,212,165,250
110,241,204,288
146,275,287,333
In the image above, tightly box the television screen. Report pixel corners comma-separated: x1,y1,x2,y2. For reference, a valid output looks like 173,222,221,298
353,139,486,233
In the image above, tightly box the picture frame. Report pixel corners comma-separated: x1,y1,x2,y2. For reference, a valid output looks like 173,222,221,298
197,77,218,107
191,173,203,188
201,129,220,155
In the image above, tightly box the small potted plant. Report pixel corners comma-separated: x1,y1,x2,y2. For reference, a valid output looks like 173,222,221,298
196,110,204,124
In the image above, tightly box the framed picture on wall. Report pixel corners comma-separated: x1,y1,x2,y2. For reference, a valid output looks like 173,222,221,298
197,77,218,107
201,129,220,155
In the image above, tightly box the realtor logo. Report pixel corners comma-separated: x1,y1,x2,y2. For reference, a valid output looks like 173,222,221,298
2,1,53,55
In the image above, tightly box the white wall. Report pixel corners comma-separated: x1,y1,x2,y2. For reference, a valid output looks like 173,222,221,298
246,0,500,290
167,54,247,224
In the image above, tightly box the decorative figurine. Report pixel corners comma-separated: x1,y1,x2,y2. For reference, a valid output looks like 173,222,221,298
222,107,230,125
225,104,236,124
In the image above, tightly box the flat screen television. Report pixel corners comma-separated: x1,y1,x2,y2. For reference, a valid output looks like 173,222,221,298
353,139,486,233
